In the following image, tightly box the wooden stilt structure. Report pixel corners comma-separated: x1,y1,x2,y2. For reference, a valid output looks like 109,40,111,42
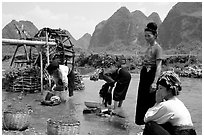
2,26,75,93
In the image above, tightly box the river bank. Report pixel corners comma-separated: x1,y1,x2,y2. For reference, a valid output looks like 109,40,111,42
2,74,202,135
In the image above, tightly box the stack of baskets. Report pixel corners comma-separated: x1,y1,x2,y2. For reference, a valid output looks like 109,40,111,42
4,66,41,93
74,70,85,90
3,111,31,131
47,118,80,135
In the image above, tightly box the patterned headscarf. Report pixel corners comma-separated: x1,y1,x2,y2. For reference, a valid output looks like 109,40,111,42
157,71,182,95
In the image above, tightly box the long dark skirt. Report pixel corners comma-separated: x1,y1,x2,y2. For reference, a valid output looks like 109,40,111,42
68,70,75,97
99,83,113,106
135,66,156,125
143,121,197,135
113,82,130,101
143,121,171,135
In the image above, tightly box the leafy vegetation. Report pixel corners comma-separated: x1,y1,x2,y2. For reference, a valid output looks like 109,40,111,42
75,52,202,78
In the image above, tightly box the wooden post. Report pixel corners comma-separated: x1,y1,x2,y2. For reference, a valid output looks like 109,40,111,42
46,29,51,89
23,44,30,62
2,38,58,94
10,45,20,66
29,46,32,66
2,38,56,46
40,50,43,94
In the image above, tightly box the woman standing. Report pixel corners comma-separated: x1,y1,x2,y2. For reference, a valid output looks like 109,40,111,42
135,22,163,125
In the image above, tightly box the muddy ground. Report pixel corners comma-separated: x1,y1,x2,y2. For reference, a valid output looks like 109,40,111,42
2,74,202,135
2,76,142,135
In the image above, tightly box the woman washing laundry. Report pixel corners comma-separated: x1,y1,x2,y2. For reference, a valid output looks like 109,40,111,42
45,60,74,102
98,62,131,110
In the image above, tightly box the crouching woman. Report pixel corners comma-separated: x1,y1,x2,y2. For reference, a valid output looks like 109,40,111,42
46,60,74,102
143,71,196,135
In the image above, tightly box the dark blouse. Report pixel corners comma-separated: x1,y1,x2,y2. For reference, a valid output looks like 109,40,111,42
105,68,131,85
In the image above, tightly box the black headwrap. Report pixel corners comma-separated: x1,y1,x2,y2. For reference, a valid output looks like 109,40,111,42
145,22,158,37
46,60,59,75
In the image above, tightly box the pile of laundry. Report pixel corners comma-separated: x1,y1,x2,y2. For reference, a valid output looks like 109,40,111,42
41,91,61,106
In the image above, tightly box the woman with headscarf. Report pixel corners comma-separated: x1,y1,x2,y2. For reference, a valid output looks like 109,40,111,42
143,71,196,135
135,22,163,125
46,60,74,101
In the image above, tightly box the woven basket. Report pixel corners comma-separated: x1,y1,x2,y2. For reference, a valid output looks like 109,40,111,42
12,75,41,93
3,111,31,131
5,66,41,93
47,118,80,135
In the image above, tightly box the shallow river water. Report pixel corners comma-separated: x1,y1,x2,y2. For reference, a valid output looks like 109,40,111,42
2,74,202,135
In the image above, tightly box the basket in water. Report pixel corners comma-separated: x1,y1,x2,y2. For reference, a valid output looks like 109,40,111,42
3,111,31,131
47,118,80,135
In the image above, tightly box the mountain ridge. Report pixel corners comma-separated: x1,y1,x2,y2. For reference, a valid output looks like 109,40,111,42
158,2,202,51
2,3,201,56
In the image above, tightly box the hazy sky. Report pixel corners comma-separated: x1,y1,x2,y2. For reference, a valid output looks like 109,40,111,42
2,1,177,40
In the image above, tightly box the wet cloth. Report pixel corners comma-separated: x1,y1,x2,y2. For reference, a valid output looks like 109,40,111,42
41,91,61,106
99,83,114,107
67,69,75,97
135,66,156,125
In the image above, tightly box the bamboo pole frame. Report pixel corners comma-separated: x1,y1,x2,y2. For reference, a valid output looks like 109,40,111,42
3,33,75,93
2,38,57,93
46,30,51,89
40,50,43,94
2,38,56,46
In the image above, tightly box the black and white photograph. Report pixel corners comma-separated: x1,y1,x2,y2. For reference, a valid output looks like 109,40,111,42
1,0,202,135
